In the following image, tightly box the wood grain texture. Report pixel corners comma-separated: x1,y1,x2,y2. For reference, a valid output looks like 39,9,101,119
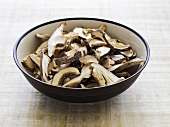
0,0,170,126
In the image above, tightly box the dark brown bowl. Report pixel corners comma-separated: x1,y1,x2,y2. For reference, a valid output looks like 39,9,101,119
13,17,150,103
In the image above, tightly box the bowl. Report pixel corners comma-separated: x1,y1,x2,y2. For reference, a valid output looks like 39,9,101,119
13,17,150,103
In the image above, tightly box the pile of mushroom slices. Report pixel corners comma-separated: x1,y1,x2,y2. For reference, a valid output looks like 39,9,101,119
21,22,144,88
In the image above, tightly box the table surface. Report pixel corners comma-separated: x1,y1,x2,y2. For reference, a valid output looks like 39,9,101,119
0,0,170,127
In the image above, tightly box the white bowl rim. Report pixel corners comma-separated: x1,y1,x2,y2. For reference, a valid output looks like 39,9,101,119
13,17,150,90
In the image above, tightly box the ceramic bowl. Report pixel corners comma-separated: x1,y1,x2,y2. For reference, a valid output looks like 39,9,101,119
13,18,150,103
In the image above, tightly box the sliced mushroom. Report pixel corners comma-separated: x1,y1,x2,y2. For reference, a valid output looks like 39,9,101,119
108,58,144,73
54,46,87,65
52,63,70,73
92,49,101,60
89,39,108,48
52,67,80,86
79,55,98,65
33,68,41,79
30,54,41,67
91,63,124,86
48,22,67,57
92,30,130,50
100,56,115,69
120,48,134,57
73,27,92,40
41,51,51,82
63,65,92,87
98,24,106,31
80,84,86,88
96,46,111,57
108,39,130,50
86,83,99,88
35,41,48,56
131,50,137,58
115,72,131,78
110,54,126,63
36,33,51,40
21,55,36,73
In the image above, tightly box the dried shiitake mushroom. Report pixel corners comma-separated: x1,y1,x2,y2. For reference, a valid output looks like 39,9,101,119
21,22,144,88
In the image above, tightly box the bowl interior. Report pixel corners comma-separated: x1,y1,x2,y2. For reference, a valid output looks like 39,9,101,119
16,19,148,77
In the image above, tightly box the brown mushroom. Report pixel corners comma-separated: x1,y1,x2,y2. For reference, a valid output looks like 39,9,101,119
35,41,48,56
92,30,130,50
89,39,108,48
54,46,87,65
48,22,67,57
52,67,80,86
96,46,111,57
79,55,99,65
115,72,131,78
36,33,51,40
63,65,92,87
21,55,36,73
91,63,124,86
30,53,41,67
120,49,134,57
108,58,144,73
41,51,51,82
73,27,93,40
110,54,126,63
100,56,115,69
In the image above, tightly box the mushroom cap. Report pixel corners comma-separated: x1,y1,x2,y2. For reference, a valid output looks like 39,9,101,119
52,67,80,86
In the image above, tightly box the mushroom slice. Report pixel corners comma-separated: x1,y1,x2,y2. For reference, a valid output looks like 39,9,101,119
92,49,101,60
79,55,99,64
100,56,115,69
36,33,51,40
48,22,67,57
41,51,51,82
92,30,130,50
96,46,111,57
73,27,92,40
89,39,108,48
86,83,99,88
131,51,137,58
108,58,144,73
35,41,48,56
63,65,92,87
115,72,131,78
34,68,41,79
120,49,134,57
91,63,124,86
52,63,70,73
21,55,35,73
52,67,80,86
80,84,86,88
54,46,87,65
62,32,78,38
108,39,130,50
110,54,126,63
30,54,41,67
98,24,106,31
